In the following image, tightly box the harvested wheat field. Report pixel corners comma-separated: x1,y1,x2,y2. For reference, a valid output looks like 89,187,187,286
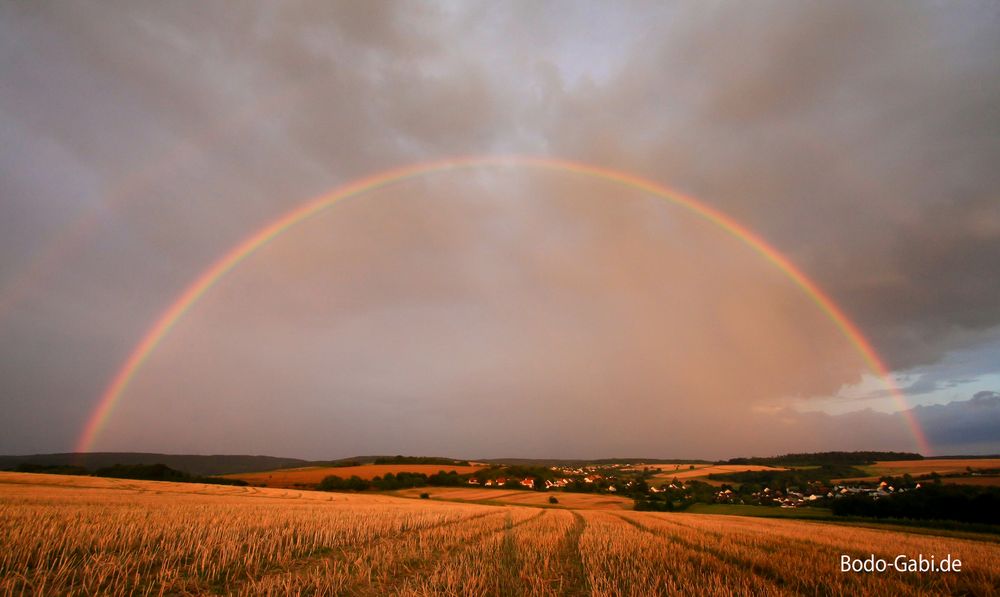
1,472,998,596
393,486,634,510
652,464,788,483
868,458,1000,477
834,459,1000,483
221,463,485,488
940,476,1000,487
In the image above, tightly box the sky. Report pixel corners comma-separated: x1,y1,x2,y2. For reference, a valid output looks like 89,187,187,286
1,1,998,459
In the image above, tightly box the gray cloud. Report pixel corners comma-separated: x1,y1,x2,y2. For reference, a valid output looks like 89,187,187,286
1,2,998,457
532,2,1000,370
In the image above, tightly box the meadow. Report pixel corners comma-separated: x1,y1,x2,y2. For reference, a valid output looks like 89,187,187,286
2,472,998,595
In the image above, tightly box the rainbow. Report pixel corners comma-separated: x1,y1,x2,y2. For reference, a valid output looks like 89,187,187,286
76,156,931,454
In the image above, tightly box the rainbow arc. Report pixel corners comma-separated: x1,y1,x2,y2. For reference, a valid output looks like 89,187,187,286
76,156,930,455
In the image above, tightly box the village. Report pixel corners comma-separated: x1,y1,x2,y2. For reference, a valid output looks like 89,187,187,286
463,462,927,510
713,480,919,509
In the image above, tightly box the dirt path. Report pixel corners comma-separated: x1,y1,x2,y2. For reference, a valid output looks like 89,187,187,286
555,511,591,596
229,509,507,595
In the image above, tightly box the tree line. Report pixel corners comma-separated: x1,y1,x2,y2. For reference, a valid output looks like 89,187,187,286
318,470,465,491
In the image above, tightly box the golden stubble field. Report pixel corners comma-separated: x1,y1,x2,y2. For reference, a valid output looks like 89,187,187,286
221,464,485,488
392,486,634,510
835,459,1000,485
648,459,1000,486
652,464,788,483
1,472,998,596
867,459,1000,477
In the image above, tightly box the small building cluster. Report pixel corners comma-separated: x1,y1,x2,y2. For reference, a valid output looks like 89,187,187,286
714,480,917,508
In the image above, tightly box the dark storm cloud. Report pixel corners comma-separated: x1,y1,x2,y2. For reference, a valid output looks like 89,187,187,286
526,1,1000,370
1,1,998,456
778,392,1000,457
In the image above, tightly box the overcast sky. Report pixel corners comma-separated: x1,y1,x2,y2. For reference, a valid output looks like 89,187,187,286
2,1,998,459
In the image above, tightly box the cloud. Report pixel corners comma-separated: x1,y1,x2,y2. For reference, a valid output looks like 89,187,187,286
530,2,1000,371
911,391,1000,453
0,2,998,456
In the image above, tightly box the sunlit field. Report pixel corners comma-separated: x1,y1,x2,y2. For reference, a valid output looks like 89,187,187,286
652,464,789,483
392,486,634,510
865,459,1000,478
646,458,1000,487
829,459,1000,484
2,472,997,596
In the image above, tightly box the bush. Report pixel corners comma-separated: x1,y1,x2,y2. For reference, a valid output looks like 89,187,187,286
371,472,428,490
318,475,370,491
428,470,462,486
419,492,430,499
548,496,559,504
634,497,676,511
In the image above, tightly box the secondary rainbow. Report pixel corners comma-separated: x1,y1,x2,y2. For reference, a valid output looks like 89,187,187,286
76,155,932,454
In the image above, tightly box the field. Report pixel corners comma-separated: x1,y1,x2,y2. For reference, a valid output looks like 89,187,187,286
867,458,1000,476
647,459,1000,486
2,472,998,595
836,458,1000,483
940,476,1000,487
392,486,634,510
685,504,833,519
651,464,788,484
221,464,485,488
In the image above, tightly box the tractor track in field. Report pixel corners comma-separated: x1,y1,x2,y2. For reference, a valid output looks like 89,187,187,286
555,511,591,597
612,513,792,594
637,513,949,594
613,513,923,596
227,508,504,595
364,508,548,596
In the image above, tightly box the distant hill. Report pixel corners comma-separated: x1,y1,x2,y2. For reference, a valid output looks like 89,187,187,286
477,457,713,467
722,451,923,467
310,455,474,467
0,453,311,476
9,452,983,477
